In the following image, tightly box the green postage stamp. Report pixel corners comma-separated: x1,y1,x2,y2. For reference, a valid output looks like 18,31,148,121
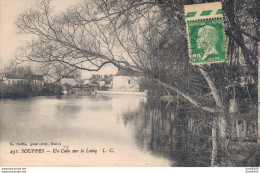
184,2,227,64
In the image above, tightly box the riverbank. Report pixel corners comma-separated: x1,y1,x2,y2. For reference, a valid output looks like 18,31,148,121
96,90,147,96
0,84,62,99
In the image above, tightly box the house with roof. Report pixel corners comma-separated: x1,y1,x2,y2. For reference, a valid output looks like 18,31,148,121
2,73,44,86
29,75,44,86
113,69,141,92
60,75,78,86
2,73,29,85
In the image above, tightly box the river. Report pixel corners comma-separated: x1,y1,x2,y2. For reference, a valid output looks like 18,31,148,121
0,95,172,166
1,95,257,167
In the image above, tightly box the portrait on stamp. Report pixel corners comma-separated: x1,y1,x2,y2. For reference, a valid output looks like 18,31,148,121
187,18,226,63
197,25,219,60
184,2,227,64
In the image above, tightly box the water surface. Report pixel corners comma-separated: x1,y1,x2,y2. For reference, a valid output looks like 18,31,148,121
0,95,172,166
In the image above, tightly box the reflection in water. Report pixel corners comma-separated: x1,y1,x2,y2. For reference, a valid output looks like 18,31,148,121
122,99,212,166
122,98,259,167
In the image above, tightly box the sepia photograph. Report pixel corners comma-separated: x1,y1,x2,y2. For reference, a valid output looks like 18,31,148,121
0,0,259,170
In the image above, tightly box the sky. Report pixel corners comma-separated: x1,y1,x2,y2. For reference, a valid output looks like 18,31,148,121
0,0,117,79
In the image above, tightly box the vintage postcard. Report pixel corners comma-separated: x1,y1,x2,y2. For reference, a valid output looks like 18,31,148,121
0,0,259,170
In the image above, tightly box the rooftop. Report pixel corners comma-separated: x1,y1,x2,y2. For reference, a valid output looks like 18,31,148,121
30,75,43,80
4,73,27,79
115,69,141,76
62,75,75,79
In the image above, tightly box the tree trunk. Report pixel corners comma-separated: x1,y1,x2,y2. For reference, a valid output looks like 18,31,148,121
199,67,227,166
211,117,217,166
188,118,194,132
229,98,239,140
218,115,227,147
243,120,247,141
229,98,239,114
236,120,240,140
258,44,260,143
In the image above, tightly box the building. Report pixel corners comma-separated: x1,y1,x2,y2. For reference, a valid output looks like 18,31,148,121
89,74,102,85
60,75,78,86
113,69,141,92
30,75,44,86
99,78,106,87
2,74,44,86
99,75,113,88
82,79,91,85
2,74,29,85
